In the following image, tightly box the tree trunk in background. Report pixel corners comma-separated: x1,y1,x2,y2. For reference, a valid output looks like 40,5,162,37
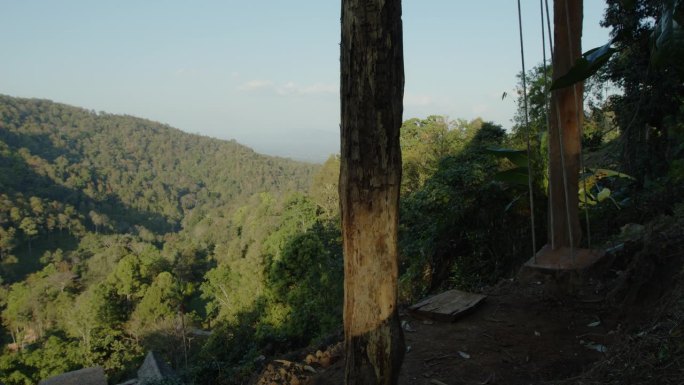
548,0,583,250
340,0,405,384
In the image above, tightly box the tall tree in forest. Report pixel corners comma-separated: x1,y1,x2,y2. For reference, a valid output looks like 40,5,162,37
602,0,684,181
340,0,405,384
19,217,38,255
547,0,584,250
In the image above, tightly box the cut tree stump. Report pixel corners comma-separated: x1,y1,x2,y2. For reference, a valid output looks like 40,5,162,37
408,289,487,322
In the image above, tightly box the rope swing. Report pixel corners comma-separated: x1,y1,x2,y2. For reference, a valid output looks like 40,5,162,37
517,0,593,263
540,0,555,249
563,0,592,249
516,0,538,262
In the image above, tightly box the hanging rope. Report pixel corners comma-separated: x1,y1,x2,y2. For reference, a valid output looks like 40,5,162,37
522,0,589,262
544,0,553,62
517,0,538,262
546,0,576,262
540,0,554,249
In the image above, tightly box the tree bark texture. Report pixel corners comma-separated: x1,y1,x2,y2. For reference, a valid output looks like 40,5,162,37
548,0,583,250
340,0,405,384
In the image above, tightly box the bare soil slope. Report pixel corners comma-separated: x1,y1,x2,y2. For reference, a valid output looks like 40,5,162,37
254,277,620,385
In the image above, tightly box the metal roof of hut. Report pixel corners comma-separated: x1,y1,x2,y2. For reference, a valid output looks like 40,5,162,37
137,351,178,384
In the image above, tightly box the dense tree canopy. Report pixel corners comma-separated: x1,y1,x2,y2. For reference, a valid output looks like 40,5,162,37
601,0,684,185
0,95,322,384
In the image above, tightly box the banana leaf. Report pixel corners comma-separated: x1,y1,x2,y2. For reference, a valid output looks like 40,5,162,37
551,43,616,90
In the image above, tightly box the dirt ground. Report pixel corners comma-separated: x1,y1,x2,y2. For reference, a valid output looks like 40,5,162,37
252,215,684,385
254,277,622,385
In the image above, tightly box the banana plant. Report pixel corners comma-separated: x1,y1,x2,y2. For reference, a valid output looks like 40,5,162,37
551,42,616,90
487,148,634,210
485,147,534,213
651,0,684,74
579,168,634,208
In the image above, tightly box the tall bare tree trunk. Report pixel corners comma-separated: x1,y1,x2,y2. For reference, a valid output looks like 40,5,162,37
548,0,583,250
340,0,405,384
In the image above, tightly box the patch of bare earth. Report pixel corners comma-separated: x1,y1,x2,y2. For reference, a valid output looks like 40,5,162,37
254,278,618,385
253,215,684,385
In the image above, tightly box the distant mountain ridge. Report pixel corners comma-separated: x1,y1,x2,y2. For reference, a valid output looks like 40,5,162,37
0,94,317,233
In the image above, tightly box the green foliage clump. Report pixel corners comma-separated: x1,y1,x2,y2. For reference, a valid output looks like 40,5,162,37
192,191,343,383
399,122,543,299
264,220,343,346
400,116,483,194
0,334,82,385
602,0,684,184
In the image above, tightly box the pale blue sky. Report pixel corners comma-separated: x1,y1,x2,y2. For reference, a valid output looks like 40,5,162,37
0,1,610,161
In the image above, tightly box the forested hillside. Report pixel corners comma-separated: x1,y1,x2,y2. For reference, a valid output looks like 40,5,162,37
0,94,315,234
0,95,329,383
